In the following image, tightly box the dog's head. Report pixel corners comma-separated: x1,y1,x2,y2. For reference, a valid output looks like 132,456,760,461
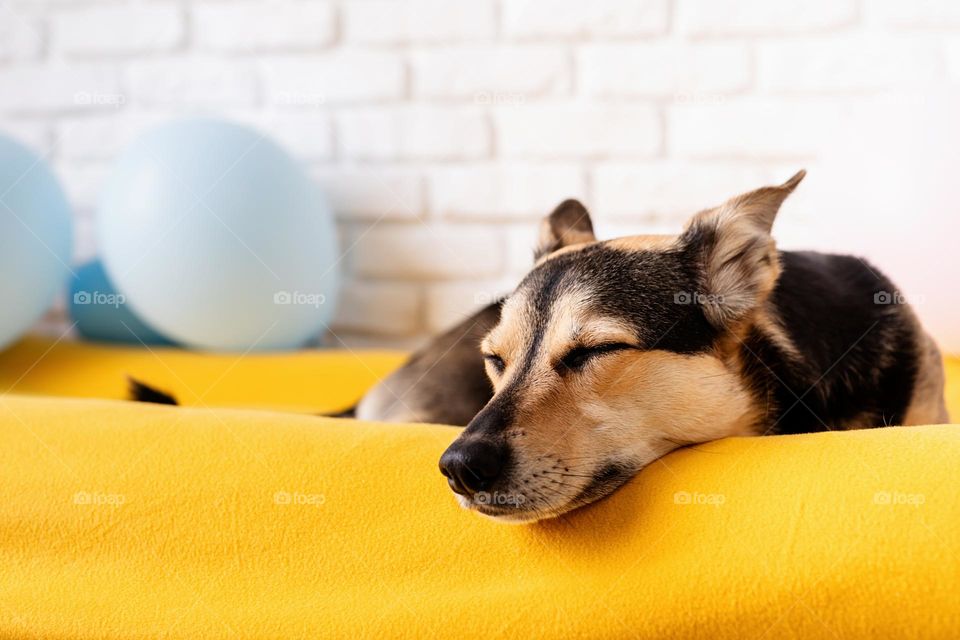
439,171,806,522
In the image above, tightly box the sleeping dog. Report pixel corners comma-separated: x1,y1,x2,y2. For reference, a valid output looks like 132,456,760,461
133,170,948,523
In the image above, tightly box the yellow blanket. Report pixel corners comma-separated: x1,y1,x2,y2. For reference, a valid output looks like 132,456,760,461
1,337,959,639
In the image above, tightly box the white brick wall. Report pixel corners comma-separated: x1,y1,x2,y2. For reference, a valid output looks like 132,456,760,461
579,43,752,97
502,0,668,38
193,2,335,52
0,0,957,350
495,105,661,158
412,45,570,99
337,106,490,159
344,1,496,44
52,5,184,56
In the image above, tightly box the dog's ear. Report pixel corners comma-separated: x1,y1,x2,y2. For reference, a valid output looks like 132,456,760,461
534,199,596,260
680,170,805,328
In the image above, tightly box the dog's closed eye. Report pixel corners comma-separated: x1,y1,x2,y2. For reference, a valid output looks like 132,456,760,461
483,353,506,375
558,343,634,373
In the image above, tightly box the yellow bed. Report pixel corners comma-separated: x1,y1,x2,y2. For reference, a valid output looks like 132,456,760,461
1,337,958,639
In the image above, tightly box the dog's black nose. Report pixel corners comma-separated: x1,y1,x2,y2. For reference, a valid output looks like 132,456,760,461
438,440,507,497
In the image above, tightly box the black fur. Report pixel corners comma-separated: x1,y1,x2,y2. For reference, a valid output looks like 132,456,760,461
127,377,178,405
740,251,919,434
502,244,921,435
378,301,499,425
520,243,719,355
128,377,361,418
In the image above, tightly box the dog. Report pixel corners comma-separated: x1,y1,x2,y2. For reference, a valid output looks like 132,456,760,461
132,170,948,524
436,170,948,522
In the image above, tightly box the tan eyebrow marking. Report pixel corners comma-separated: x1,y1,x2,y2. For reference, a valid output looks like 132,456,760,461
605,234,678,252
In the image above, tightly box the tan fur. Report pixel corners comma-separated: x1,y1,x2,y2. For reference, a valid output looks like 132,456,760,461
537,217,594,254
535,199,596,261
477,282,760,522
605,234,679,253
751,304,804,367
683,171,803,328
539,235,678,267
904,330,950,425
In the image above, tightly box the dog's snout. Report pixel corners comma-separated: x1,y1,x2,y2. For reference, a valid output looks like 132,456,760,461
438,440,507,497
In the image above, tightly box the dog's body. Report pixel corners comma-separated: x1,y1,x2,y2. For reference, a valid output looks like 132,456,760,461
129,303,501,424
352,301,500,425
132,170,948,524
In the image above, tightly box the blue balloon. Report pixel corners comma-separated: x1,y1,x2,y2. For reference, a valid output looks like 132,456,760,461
0,136,73,351
69,259,175,346
97,119,339,351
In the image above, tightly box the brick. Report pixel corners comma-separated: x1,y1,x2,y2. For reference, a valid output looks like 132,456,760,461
0,65,122,114
311,167,424,220
58,114,165,161
759,37,944,93
52,5,183,56
338,107,490,160
352,223,502,280
344,0,496,44
592,162,774,219
425,279,515,333
262,52,405,106
502,0,668,38
193,1,334,51
127,58,257,108
495,105,660,158
579,43,751,98
668,98,842,158
430,164,585,220
0,14,43,62
412,45,570,101
231,113,334,161
867,0,960,28
331,280,422,336
677,0,857,35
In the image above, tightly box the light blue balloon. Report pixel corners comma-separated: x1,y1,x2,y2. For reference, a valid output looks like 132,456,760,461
69,259,175,346
0,136,73,351
97,119,339,351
